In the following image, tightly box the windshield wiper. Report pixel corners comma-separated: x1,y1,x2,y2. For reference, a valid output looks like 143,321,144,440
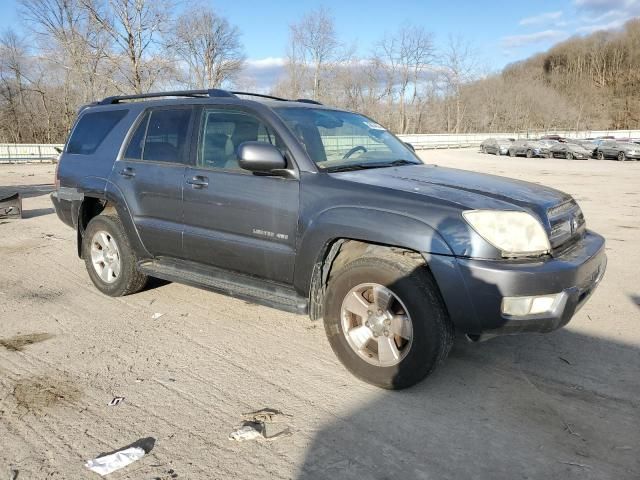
326,159,419,173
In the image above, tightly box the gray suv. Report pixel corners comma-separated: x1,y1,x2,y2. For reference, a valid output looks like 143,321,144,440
51,89,606,389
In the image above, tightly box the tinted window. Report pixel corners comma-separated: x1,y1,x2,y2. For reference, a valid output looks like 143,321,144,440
143,109,192,163
67,109,127,154
123,112,149,160
199,110,278,171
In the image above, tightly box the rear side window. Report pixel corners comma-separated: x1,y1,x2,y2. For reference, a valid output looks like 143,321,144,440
67,109,127,154
123,112,150,160
142,109,192,163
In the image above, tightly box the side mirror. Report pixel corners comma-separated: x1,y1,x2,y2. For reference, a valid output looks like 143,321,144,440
237,141,286,173
404,142,415,152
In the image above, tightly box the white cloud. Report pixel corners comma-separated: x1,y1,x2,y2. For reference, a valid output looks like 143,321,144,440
240,57,287,90
501,30,567,48
519,11,564,25
573,0,640,32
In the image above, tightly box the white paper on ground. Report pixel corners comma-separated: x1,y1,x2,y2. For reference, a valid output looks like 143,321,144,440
85,446,146,476
229,425,263,441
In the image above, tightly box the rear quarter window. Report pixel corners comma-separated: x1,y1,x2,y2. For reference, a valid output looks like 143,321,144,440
66,109,128,155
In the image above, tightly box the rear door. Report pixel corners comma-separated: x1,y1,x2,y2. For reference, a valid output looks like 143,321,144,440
112,106,193,257
182,106,299,283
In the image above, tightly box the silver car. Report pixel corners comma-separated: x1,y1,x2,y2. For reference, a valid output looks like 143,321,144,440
480,138,513,156
508,140,550,158
549,142,593,160
595,140,640,161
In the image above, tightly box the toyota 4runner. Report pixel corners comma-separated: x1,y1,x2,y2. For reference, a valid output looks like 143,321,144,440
51,89,606,389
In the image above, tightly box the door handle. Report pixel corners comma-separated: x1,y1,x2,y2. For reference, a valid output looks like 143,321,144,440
119,167,136,178
186,175,209,188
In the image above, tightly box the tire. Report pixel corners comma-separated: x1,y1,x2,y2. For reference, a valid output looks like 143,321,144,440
597,151,604,160
480,146,486,153
566,152,573,160
508,149,515,157
495,148,501,156
525,149,533,158
82,214,148,297
618,151,626,161
323,249,453,390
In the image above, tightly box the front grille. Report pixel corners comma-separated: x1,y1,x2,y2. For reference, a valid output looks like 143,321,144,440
547,199,585,250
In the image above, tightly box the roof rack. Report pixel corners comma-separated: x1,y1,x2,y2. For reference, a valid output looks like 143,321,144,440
96,88,323,106
98,89,235,105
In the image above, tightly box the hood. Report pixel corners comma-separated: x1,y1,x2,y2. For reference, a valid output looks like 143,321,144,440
332,164,571,217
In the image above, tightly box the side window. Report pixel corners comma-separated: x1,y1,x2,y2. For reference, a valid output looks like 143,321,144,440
199,109,278,171
123,112,149,160
142,109,192,163
67,109,127,155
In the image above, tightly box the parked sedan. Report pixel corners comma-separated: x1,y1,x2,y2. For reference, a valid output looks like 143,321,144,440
480,138,513,155
549,142,593,160
508,140,550,158
595,140,640,161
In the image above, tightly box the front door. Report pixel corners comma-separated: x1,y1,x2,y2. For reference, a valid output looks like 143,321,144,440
182,107,299,284
112,107,193,257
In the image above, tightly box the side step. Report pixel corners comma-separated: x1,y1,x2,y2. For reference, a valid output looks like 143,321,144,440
138,258,308,315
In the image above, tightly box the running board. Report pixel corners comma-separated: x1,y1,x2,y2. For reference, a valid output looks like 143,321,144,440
137,258,308,315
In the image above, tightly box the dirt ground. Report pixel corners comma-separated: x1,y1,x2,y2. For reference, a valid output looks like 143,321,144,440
1,149,639,479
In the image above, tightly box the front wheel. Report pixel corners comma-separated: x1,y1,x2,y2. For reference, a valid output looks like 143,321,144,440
618,151,626,161
597,151,605,160
508,149,516,157
323,250,453,389
526,149,533,158
82,214,148,297
566,152,573,160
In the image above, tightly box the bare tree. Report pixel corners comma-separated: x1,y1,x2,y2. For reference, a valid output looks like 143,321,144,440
374,24,436,133
166,6,244,89
80,0,172,93
288,7,340,100
442,36,477,133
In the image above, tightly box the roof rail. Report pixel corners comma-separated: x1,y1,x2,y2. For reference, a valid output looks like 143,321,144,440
97,89,236,105
230,91,288,101
295,98,323,105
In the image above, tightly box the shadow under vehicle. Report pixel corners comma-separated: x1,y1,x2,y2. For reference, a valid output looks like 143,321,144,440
51,89,606,389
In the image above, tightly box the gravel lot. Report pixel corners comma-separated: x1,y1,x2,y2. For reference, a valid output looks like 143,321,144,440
1,149,639,479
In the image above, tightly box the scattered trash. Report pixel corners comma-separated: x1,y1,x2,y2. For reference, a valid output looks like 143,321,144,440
108,396,125,406
151,313,165,320
0,193,22,219
229,408,293,442
85,437,155,476
229,424,263,442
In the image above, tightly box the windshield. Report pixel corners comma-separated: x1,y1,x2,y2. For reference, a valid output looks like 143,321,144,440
274,107,421,171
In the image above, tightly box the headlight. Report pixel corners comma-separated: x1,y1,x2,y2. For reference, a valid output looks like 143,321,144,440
462,210,550,257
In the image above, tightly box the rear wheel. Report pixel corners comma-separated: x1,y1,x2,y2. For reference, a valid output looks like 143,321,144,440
495,148,501,156
566,151,573,160
618,151,626,161
597,151,605,160
509,149,516,157
525,149,533,158
323,249,453,389
480,145,486,153
82,214,148,297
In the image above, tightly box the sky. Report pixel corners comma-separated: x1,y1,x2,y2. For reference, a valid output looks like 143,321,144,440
0,0,639,88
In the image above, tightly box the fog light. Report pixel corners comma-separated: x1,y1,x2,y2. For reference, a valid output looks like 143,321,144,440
501,293,563,316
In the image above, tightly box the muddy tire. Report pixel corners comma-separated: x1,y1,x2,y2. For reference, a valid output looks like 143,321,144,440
82,214,148,297
323,249,453,390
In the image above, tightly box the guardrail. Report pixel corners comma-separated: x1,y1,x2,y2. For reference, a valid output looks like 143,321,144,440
0,144,64,163
1,129,640,161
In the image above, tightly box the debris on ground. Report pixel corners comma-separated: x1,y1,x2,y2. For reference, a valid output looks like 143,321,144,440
0,192,21,219
8,469,18,480
229,408,293,442
0,332,54,352
151,313,165,320
85,437,155,476
108,396,125,406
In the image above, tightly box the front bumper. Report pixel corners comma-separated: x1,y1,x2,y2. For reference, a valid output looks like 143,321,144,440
426,230,606,336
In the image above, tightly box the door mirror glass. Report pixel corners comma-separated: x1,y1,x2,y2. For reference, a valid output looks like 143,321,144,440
238,141,286,173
